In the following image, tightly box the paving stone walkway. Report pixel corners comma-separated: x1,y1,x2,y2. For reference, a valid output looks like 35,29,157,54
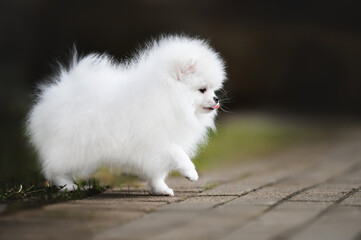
1,130,361,240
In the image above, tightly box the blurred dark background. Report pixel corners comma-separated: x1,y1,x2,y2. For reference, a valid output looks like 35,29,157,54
1,1,360,181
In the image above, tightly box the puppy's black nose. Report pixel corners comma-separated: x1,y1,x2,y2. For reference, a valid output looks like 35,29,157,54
213,97,219,103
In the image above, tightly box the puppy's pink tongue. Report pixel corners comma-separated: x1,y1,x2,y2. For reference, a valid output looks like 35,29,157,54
213,104,220,109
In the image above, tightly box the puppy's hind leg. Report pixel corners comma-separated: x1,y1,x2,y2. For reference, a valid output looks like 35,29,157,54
53,176,78,192
148,178,174,196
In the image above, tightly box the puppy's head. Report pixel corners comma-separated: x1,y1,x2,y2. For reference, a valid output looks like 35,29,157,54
172,50,226,115
152,36,226,114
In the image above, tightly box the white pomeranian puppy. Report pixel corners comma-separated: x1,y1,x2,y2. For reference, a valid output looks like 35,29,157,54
27,35,226,196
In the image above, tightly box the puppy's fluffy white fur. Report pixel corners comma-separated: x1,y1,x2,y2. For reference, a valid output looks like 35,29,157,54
27,35,226,196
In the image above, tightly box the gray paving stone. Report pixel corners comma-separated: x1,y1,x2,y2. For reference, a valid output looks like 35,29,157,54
149,206,267,240
93,210,199,240
198,165,305,197
48,199,167,212
341,189,361,206
228,182,310,206
328,164,361,185
222,201,332,240
289,206,361,240
0,210,144,240
290,183,358,202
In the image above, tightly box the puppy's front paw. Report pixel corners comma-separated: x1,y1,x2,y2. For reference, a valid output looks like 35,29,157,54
184,168,199,181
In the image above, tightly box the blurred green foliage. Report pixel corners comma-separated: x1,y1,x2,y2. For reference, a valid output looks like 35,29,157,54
193,117,306,171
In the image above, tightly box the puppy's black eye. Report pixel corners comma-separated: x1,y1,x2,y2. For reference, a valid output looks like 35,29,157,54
199,88,207,94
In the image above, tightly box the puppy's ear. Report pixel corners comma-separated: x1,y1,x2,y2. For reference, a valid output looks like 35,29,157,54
181,56,196,75
175,56,196,80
